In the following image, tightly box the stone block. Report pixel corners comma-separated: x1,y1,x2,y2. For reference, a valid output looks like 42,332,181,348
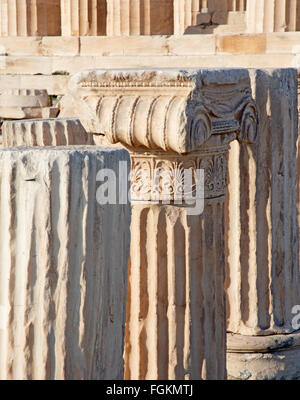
196,12,212,25
217,34,267,54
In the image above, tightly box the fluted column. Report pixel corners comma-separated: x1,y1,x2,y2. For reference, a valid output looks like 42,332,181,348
0,0,61,36
125,150,228,380
227,0,247,12
173,0,185,35
246,0,296,33
246,0,266,33
61,0,106,36
285,0,300,31
174,0,201,35
69,68,257,380
286,0,297,31
107,0,173,36
226,69,300,380
107,0,134,36
0,145,130,380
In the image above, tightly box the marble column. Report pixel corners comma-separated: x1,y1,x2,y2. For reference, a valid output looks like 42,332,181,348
246,0,297,33
174,0,201,35
228,0,246,12
0,145,130,379
125,149,228,380
107,0,134,36
107,0,173,36
69,68,258,379
0,0,61,36
226,69,300,380
60,0,106,36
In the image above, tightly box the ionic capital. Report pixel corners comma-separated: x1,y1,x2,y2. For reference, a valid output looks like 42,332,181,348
69,69,258,154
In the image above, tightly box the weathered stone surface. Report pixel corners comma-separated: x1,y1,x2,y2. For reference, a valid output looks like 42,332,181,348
0,146,130,380
217,34,266,54
0,89,55,119
68,68,257,148
0,107,59,120
2,118,94,147
227,332,300,380
0,0,258,38
0,89,49,107
61,0,106,36
174,0,201,35
0,74,69,96
212,10,228,25
246,0,300,33
106,0,174,36
197,12,212,25
125,199,226,380
1,34,300,78
212,10,246,26
0,0,61,36
80,68,257,380
226,69,300,379
207,0,246,12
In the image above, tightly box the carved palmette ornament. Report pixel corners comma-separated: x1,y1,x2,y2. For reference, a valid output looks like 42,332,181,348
130,147,228,203
200,153,228,198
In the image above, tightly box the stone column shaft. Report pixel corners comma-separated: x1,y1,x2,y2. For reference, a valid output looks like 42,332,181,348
69,68,257,380
107,0,173,36
124,152,227,380
174,0,200,35
0,146,130,380
286,0,297,31
140,0,150,34
61,0,106,36
226,69,300,380
0,0,61,36
246,0,299,33
191,0,200,24
107,0,129,36
228,0,246,12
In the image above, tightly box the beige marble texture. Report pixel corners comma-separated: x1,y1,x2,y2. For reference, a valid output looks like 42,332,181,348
0,146,130,380
2,118,94,147
73,68,257,380
226,68,300,380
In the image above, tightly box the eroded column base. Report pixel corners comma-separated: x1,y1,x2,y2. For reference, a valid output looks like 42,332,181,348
227,332,300,380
